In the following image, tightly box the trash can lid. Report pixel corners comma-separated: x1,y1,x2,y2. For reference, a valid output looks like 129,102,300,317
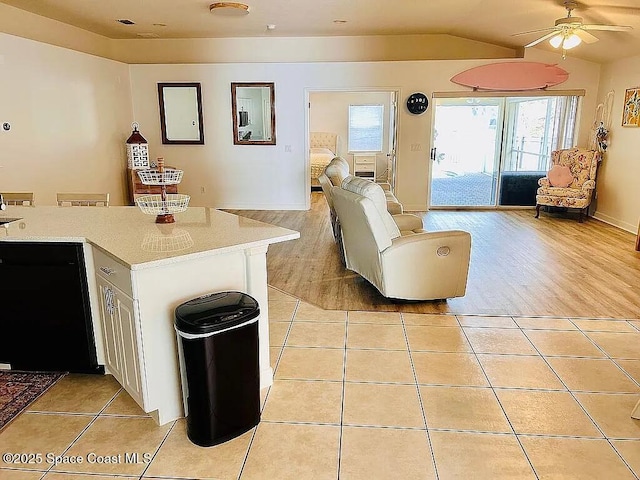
175,291,260,335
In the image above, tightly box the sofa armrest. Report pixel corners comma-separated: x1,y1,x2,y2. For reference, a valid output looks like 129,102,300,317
538,177,550,187
379,230,472,300
392,214,424,232
582,180,596,190
387,200,403,215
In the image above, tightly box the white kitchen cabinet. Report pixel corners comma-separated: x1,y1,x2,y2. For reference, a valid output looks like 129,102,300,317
94,258,147,409
2,205,299,426
96,275,123,381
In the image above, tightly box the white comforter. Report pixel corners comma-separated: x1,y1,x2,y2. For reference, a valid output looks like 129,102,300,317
310,147,335,179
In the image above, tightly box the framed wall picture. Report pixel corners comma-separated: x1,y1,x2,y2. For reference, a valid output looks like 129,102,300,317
622,87,640,127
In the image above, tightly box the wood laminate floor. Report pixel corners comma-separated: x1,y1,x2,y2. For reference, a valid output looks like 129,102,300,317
229,193,640,318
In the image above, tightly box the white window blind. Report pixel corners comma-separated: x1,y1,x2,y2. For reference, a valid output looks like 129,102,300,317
349,105,384,152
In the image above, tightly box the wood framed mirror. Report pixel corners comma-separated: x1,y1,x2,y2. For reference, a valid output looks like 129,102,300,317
231,82,276,145
158,82,205,145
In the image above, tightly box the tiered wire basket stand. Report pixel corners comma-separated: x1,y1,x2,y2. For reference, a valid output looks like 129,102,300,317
135,158,190,224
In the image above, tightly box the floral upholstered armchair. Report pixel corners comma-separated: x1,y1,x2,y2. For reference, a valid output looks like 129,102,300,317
535,148,600,222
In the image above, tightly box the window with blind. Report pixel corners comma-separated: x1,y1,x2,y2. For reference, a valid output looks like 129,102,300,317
348,105,384,152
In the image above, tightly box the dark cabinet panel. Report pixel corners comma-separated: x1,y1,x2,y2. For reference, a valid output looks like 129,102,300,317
0,242,100,373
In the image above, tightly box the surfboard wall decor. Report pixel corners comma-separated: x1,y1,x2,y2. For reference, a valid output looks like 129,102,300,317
451,62,569,91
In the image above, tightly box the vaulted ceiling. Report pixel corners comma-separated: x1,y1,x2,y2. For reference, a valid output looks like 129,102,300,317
1,0,639,63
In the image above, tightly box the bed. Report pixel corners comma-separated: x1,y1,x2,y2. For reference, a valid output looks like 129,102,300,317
310,132,338,188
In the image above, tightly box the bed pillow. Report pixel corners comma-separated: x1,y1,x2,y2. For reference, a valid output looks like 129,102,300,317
547,165,573,188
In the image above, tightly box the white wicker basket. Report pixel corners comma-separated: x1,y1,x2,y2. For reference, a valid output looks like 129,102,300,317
135,194,190,215
137,168,184,185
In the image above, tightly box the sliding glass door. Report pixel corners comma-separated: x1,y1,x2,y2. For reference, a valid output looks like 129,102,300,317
430,94,579,208
430,98,503,206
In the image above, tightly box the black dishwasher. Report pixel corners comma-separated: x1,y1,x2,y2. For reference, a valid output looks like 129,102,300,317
0,242,100,373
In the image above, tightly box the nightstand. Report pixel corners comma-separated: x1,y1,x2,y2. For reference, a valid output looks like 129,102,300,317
353,154,377,180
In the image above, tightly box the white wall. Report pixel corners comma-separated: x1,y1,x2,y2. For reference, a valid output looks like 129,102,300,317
593,53,640,233
0,33,133,205
130,51,600,210
310,91,392,179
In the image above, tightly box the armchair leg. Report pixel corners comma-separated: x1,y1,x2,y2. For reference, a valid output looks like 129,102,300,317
535,204,541,218
579,209,584,223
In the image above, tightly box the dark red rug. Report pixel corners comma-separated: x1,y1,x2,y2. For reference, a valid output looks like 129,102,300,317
0,370,66,430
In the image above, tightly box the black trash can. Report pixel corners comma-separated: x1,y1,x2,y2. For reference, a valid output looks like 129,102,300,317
175,291,261,447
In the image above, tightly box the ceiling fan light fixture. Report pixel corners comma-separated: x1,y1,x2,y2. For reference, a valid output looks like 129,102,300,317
549,32,582,50
549,34,564,48
563,33,582,49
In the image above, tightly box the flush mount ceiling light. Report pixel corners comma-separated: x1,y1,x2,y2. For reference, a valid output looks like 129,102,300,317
209,2,250,16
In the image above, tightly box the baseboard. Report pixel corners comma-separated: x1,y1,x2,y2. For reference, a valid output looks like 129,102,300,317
592,212,637,234
403,204,427,211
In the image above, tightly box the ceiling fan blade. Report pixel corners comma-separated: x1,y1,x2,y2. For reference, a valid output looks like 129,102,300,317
525,31,561,48
574,29,599,44
511,27,557,37
582,24,633,31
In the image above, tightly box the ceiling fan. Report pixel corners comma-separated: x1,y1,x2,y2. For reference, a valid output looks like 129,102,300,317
513,1,632,52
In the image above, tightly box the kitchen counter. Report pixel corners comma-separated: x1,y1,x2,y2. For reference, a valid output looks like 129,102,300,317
0,206,299,269
0,205,299,425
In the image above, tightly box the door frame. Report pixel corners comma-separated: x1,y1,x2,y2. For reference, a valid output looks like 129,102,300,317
304,87,402,210
428,92,582,211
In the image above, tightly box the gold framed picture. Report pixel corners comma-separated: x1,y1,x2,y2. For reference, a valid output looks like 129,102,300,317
622,87,640,127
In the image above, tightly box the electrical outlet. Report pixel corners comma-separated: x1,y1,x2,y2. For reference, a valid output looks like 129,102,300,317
284,145,292,153
410,143,422,151
200,186,206,194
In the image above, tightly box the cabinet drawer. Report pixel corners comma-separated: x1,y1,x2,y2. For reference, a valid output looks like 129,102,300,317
93,247,133,298
355,164,375,172
354,159,375,166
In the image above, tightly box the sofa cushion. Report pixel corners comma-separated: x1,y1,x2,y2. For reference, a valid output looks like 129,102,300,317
547,165,573,188
341,176,401,240
325,157,349,186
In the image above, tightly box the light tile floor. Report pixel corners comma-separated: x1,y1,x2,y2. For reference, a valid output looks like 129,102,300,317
1,287,640,480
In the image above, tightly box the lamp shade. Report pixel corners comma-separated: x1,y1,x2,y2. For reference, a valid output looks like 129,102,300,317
563,33,582,49
549,34,564,48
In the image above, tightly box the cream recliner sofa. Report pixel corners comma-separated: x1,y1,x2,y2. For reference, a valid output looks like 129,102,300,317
332,176,472,300
319,156,416,241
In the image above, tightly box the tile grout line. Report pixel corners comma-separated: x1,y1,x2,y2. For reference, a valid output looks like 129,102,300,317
568,320,640,389
335,310,349,480
457,314,541,480
138,418,178,479
236,298,301,479
42,387,123,476
520,323,640,480
401,312,440,480
268,299,300,386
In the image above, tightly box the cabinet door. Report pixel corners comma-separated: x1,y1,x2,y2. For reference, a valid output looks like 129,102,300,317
96,276,123,383
113,289,147,408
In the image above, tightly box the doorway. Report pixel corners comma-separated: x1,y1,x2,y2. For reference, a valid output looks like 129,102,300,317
306,89,400,205
429,94,580,208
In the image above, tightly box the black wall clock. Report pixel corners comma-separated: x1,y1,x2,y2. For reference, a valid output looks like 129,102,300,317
406,92,429,115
